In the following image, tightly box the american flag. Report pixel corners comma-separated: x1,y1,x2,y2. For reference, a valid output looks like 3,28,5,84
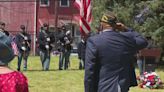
74,0,92,35
11,41,18,55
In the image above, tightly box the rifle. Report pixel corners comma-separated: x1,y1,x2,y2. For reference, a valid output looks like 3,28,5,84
19,32,30,59
42,29,51,56
22,20,29,59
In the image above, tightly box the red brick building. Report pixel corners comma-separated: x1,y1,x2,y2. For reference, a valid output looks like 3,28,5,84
0,1,35,34
0,0,80,55
37,0,79,27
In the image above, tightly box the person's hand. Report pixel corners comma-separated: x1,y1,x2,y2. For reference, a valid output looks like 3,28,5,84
46,37,50,42
27,42,30,47
21,46,26,51
24,36,28,40
22,41,25,44
45,45,49,49
116,22,127,31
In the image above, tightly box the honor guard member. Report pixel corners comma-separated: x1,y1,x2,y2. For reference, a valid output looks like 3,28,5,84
77,35,88,69
15,25,31,71
38,23,55,71
0,22,10,36
58,26,73,70
57,27,65,70
64,30,73,69
84,12,148,92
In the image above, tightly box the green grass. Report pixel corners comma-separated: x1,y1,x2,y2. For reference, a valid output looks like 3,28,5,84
9,56,164,92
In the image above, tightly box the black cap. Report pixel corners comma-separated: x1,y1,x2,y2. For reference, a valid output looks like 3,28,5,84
0,21,5,26
20,25,25,30
43,23,48,27
62,26,66,30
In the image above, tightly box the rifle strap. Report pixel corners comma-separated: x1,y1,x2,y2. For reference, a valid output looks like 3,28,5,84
19,32,26,39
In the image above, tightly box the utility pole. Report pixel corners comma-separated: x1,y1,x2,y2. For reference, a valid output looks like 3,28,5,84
33,0,37,56
54,0,59,50
55,0,58,29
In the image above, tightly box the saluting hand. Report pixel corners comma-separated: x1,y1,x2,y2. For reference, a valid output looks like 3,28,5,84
116,22,128,31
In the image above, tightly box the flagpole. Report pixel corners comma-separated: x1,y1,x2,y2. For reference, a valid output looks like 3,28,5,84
33,0,37,56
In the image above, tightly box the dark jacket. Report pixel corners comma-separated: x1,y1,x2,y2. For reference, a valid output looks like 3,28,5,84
77,40,86,61
15,32,31,53
85,29,148,92
58,33,73,52
0,29,10,36
38,30,55,52
3,30,9,36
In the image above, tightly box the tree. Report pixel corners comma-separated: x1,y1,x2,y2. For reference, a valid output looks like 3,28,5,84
92,0,164,61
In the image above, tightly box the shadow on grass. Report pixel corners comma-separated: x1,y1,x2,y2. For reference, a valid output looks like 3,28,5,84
156,65,164,71
28,85,34,88
24,68,82,72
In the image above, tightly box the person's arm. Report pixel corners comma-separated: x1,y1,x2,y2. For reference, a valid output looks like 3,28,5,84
38,32,46,46
128,29,148,50
16,73,29,92
21,79,29,92
85,38,99,92
15,34,22,49
3,30,10,36
69,36,73,44
50,33,55,43
28,34,31,44
77,42,82,59
116,23,148,50
26,34,31,49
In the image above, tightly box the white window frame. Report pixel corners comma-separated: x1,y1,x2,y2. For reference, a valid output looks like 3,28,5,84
40,0,50,7
60,0,70,7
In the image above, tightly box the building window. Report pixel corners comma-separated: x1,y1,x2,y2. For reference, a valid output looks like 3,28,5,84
60,0,70,7
40,0,50,7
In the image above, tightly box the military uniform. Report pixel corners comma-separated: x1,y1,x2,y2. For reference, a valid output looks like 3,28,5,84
0,22,9,36
38,28,55,71
1,29,9,36
77,39,87,69
58,31,72,70
15,30,31,71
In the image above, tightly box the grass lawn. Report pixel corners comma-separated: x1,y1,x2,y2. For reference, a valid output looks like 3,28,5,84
9,55,164,92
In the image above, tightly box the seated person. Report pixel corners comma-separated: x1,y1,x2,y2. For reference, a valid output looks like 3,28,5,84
0,32,29,92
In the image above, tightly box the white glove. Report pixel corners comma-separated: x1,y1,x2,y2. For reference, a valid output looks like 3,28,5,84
66,40,70,44
64,37,68,40
21,46,26,51
24,36,28,40
45,45,49,49
46,37,50,42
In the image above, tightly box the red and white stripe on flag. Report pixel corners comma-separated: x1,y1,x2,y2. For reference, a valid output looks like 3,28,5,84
11,41,18,55
74,0,92,35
